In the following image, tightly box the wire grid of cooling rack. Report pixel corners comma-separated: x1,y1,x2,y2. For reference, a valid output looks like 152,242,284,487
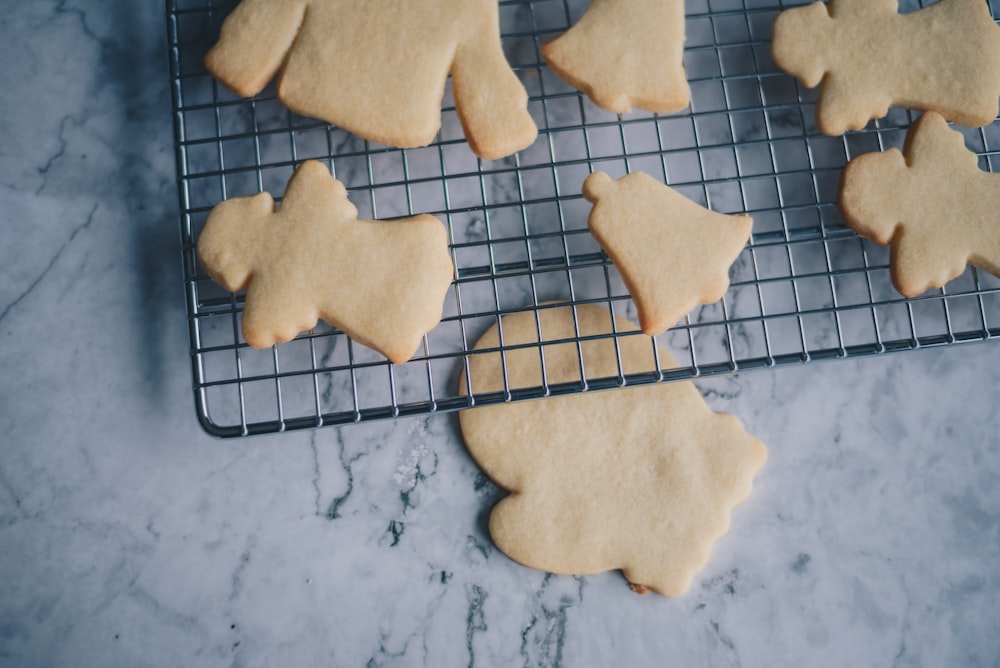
169,0,1000,437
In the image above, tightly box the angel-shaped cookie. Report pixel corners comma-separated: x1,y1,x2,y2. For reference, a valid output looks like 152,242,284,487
772,0,1000,136
584,172,752,335
206,0,537,159
542,0,689,114
839,112,1000,298
197,161,455,364
459,304,767,597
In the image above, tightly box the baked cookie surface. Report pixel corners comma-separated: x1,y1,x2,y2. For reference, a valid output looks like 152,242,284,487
206,0,538,159
542,0,689,114
772,0,1000,135
197,160,454,363
584,172,752,336
839,112,1000,298
458,304,767,597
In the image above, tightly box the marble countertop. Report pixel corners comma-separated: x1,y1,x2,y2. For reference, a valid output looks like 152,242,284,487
2,2,999,666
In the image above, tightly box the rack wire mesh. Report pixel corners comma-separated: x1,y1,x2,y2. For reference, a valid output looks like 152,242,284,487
168,0,1000,437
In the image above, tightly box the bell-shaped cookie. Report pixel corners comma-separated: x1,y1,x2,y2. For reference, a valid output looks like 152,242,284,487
584,172,752,335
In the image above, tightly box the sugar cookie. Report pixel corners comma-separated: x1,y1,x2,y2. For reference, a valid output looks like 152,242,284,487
541,0,689,114
584,172,752,335
205,0,538,159
197,160,454,363
772,0,1000,136
839,112,1000,298
458,304,767,597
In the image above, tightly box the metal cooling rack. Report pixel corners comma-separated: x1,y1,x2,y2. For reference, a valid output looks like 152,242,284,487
168,0,1000,437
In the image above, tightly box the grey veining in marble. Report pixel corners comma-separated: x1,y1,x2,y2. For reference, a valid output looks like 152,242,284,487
1,2,999,667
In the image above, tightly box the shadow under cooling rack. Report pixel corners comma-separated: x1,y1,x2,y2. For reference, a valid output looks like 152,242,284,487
168,0,1000,437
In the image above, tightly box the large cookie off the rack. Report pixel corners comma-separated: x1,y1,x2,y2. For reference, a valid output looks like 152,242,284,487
205,0,537,160
457,304,767,597
541,0,689,114
839,112,1000,298
584,171,752,336
772,0,1000,136
196,160,455,364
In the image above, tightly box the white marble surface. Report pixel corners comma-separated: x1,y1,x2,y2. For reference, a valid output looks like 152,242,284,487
2,2,1000,666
